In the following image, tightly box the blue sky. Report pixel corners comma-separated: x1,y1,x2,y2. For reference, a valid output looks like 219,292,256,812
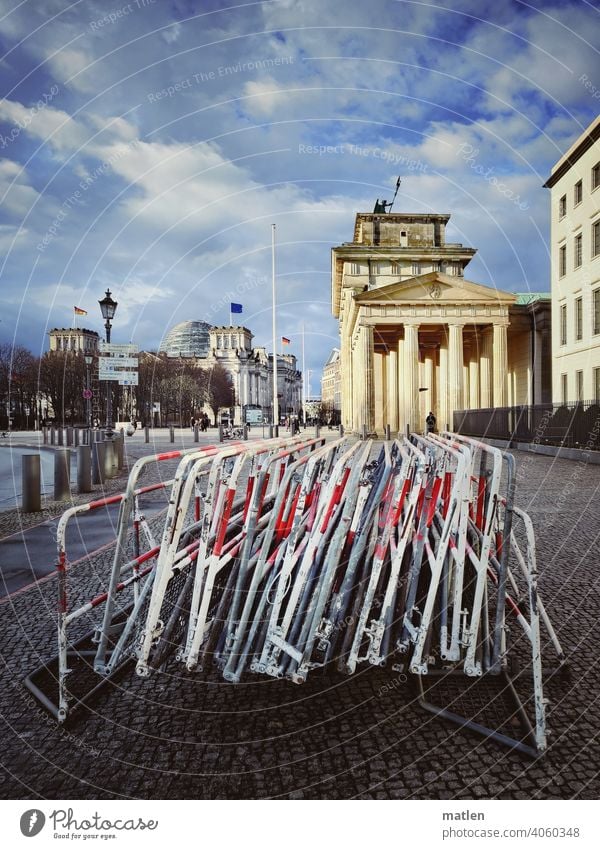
0,0,598,383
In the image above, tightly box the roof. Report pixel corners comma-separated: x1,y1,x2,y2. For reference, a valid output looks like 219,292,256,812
543,116,600,188
514,292,551,305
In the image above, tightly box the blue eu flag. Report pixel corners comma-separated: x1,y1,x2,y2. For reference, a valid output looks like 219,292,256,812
231,302,243,313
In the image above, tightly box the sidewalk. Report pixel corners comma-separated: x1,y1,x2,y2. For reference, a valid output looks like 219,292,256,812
0,427,337,597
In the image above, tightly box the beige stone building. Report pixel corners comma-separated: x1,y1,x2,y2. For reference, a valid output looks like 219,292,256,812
331,211,551,434
48,327,99,353
544,116,600,402
321,348,341,418
159,320,302,423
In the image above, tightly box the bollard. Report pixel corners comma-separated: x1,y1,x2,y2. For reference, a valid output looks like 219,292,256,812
243,424,248,440
66,427,73,447
385,424,391,441
144,426,149,444
194,425,199,443
92,442,106,485
315,425,320,438
219,424,224,443
273,425,279,438
94,429,103,442
57,427,64,446
50,428,55,445
21,454,41,513
104,440,115,479
268,425,273,439
53,449,71,501
406,424,410,439
73,428,80,447
169,425,175,443
42,427,48,445
116,431,124,470
77,445,92,494
339,423,344,437
361,423,367,441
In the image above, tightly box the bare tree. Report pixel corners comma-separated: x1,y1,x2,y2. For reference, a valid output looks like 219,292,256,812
205,363,234,425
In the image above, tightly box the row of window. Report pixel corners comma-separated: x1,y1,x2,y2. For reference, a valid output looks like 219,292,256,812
558,161,600,218
560,368,600,403
348,260,463,276
558,220,600,276
559,289,600,345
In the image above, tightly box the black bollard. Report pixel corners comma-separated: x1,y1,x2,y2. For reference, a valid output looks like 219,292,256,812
92,442,106,484
53,449,70,500
22,454,41,512
77,445,92,494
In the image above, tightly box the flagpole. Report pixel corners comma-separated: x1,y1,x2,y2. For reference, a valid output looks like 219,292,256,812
301,322,306,426
271,224,279,433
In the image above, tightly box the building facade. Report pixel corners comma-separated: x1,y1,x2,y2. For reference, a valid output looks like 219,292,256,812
544,116,600,403
209,326,302,423
332,211,551,434
156,321,302,423
48,327,100,353
321,348,341,419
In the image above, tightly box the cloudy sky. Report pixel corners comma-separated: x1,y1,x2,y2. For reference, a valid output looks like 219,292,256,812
0,0,598,383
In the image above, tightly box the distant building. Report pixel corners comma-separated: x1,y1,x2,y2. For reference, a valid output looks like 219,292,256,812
321,348,341,419
544,116,600,403
48,327,99,353
157,320,302,423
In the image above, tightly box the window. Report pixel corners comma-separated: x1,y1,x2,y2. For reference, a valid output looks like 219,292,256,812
574,233,583,268
576,370,584,402
593,220,600,257
391,261,400,274
561,373,568,403
559,244,567,277
559,194,567,218
595,367,600,401
575,296,583,340
560,303,567,345
411,262,421,276
594,289,600,335
574,179,583,206
349,262,361,275
432,261,441,273
593,162,600,191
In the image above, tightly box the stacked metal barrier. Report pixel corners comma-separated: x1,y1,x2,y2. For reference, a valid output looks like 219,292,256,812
26,433,565,757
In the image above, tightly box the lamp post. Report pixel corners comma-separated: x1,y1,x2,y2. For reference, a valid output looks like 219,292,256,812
84,355,93,430
98,288,118,438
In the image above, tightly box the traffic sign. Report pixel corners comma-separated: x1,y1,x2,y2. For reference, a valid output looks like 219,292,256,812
97,356,138,368
82,389,93,399
98,342,138,354
118,374,139,386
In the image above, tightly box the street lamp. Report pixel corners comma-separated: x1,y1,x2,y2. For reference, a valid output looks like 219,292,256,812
98,288,118,437
84,355,93,430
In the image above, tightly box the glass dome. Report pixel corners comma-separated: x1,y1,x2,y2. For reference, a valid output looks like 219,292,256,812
159,320,211,358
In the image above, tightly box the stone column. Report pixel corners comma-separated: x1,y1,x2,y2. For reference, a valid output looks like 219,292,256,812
480,328,493,408
373,349,385,434
387,348,399,431
357,324,375,433
423,349,435,426
397,337,405,432
533,328,543,405
493,322,508,407
448,322,464,425
438,337,449,430
403,323,420,433
469,355,480,409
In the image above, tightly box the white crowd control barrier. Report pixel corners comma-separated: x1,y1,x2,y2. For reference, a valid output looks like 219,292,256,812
24,433,565,757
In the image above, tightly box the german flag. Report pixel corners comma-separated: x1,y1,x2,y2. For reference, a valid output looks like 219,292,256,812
73,306,87,316
282,336,291,346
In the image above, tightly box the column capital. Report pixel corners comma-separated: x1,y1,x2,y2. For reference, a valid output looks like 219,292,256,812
492,318,510,328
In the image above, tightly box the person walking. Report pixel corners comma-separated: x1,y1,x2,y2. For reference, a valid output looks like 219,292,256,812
425,411,436,434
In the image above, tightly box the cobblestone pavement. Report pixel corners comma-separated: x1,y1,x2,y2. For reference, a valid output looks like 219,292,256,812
0,445,599,800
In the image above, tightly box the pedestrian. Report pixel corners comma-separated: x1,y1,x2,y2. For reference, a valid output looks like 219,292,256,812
425,411,436,434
